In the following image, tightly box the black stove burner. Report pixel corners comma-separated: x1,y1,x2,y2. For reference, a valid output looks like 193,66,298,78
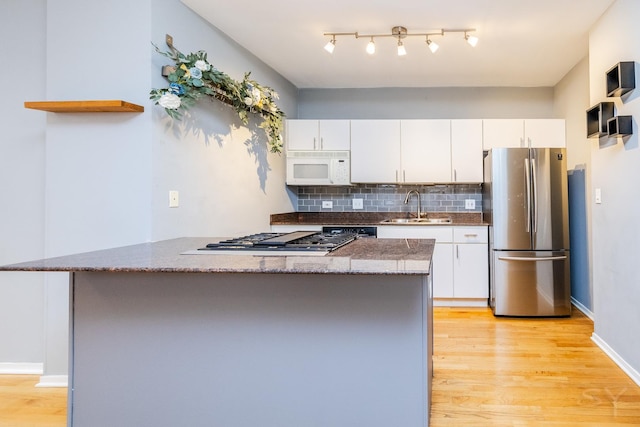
201,231,358,252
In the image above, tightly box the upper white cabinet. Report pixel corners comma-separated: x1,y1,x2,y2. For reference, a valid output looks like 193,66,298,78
483,119,565,149
401,120,451,183
351,120,401,183
286,120,350,151
351,119,484,184
451,120,483,183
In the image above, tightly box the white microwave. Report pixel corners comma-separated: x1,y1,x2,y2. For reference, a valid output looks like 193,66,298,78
286,151,351,186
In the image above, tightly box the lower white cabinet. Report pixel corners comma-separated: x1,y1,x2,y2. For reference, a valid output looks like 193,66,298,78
378,225,489,306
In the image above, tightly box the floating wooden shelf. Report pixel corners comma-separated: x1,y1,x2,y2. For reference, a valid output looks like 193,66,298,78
24,100,144,113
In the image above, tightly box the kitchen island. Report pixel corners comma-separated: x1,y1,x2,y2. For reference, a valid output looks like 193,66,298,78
1,237,435,427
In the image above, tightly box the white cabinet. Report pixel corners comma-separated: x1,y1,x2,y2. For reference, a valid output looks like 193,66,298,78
401,120,451,183
286,120,350,151
378,225,488,305
483,119,565,149
351,119,484,184
452,227,489,299
350,120,401,183
377,226,454,298
451,120,483,182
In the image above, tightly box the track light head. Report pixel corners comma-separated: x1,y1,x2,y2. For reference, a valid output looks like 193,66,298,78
397,40,407,56
324,36,336,54
426,38,439,53
366,37,376,55
465,32,478,47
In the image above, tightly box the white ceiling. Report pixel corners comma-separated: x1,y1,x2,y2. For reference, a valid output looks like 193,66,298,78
181,0,615,89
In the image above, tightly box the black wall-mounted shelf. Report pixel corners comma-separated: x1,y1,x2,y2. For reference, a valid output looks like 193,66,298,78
587,102,615,138
606,61,636,97
607,115,633,137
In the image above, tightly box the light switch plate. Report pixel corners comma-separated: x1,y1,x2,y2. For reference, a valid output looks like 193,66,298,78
595,188,602,204
169,191,179,208
322,201,333,209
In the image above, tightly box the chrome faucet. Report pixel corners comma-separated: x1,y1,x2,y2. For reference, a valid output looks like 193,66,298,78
404,189,422,219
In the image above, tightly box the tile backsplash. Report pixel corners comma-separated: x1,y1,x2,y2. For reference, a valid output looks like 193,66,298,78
296,184,482,213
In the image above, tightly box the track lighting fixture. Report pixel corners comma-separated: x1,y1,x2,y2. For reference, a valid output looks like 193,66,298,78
322,26,477,56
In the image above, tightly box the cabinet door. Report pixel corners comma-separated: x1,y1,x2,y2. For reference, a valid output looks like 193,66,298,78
482,119,525,149
524,119,566,148
451,120,483,182
401,120,451,183
351,120,401,183
453,243,489,298
319,120,350,150
433,243,454,298
286,120,319,151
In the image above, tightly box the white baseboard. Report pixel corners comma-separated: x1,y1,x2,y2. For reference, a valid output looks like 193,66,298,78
36,374,68,388
571,298,594,320
591,333,640,387
433,298,489,308
0,362,43,374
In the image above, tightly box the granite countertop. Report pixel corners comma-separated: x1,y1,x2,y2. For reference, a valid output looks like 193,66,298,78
0,237,434,275
270,211,487,226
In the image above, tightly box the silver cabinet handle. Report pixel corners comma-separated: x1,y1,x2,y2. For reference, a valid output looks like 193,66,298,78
320,137,324,150
313,137,317,150
454,169,457,182
464,234,478,238
403,170,406,182
498,256,567,262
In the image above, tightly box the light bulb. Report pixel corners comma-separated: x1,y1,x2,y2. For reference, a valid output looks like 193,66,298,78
397,41,407,56
324,38,336,54
366,38,376,55
427,39,439,53
465,34,478,47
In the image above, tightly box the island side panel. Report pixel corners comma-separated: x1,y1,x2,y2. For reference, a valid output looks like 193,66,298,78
69,271,430,427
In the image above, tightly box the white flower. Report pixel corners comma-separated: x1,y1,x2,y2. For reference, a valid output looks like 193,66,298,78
194,60,210,71
158,93,181,110
251,87,261,100
244,97,254,106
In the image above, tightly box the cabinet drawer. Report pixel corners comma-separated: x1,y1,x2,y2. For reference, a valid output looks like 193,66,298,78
378,226,453,242
453,226,488,243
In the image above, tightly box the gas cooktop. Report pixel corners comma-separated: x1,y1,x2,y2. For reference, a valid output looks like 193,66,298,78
199,231,358,253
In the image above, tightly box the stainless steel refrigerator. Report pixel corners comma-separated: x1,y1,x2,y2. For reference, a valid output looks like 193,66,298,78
483,147,571,316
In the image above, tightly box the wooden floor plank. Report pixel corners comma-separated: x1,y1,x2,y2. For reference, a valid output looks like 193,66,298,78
1,307,639,426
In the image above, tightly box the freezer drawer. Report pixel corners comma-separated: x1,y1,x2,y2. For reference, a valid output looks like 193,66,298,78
491,250,571,316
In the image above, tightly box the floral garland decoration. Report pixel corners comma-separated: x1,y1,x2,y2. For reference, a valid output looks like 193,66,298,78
150,44,285,153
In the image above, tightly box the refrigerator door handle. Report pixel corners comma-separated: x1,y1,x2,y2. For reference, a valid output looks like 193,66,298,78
524,158,531,232
498,255,567,262
531,158,538,233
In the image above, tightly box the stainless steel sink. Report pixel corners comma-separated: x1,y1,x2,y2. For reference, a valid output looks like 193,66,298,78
380,217,452,224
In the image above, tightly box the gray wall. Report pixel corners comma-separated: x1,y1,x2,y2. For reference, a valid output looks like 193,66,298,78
297,87,555,120
0,0,298,379
589,0,640,381
0,0,46,369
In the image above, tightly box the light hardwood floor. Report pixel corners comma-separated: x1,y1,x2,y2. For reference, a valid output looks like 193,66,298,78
1,307,639,426
431,307,640,426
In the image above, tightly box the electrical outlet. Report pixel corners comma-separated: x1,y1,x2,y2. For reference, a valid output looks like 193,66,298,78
352,198,364,210
465,199,476,210
322,201,333,209
169,190,179,208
